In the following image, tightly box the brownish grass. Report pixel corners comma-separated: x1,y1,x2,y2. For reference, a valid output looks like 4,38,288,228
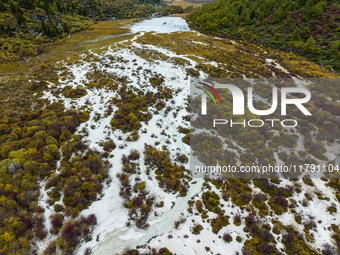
0,19,137,76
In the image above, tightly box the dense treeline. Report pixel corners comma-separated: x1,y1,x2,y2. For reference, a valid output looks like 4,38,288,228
0,0,185,62
189,0,340,71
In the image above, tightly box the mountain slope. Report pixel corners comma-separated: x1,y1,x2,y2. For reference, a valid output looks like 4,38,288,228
188,0,340,71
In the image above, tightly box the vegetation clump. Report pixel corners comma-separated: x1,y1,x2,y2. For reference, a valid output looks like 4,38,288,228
62,86,87,98
269,196,289,215
56,214,97,254
110,84,173,133
144,144,190,196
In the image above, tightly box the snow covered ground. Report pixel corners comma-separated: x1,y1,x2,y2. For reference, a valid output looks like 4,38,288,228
35,17,340,255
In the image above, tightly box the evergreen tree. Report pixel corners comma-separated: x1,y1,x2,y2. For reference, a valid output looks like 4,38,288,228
6,24,12,35
46,25,51,36
312,0,326,19
291,27,302,41
327,15,334,28
56,1,63,13
250,7,256,20
17,13,25,23
9,1,16,13
329,41,340,55
303,36,320,54
41,20,47,35
301,26,310,41
62,22,69,34
17,6,23,15
0,1,7,12
304,0,314,18
19,0,34,9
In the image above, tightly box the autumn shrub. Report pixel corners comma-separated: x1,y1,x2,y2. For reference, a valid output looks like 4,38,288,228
101,140,116,151
195,200,203,213
31,80,47,90
35,219,47,240
286,232,294,243
322,243,339,255
222,192,229,201
211,216,229,234
262,243,271,254
261,229,271,242
233,212,242,226
0,101,90,254
50,213,64,234
129,149,140,161
192,224,203,235
175,153,188,163
57,214,97,253
233,192,252,206
144,145,189,195
269,196,289,215
149,75,165,87
223,233,232,243
133,196,143,207
62,86,88,98
202,191,221,213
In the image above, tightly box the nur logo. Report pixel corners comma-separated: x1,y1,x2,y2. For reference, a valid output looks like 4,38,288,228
198,82,312,116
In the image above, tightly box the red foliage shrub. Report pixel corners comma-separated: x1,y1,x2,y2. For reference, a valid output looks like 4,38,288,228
254,193,267,202
181,185,188,193
222,192,229,201
262,229,271,242
322,243,338,255
234,212,241,223
262,243,271,254
286,232,294,243
133,196,143,207
240,193,251,203
246,213,259,224
35,219,47,239
61,214,97,251
273,196,288,208
19,217,33,235
82,214,97,225
125,186,132,195
223,233,232,243
51,217,62,229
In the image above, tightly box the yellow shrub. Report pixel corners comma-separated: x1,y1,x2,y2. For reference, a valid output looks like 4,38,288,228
0,231,15,246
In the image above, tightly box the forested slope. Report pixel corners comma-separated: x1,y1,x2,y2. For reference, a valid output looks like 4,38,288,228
189,0,340,71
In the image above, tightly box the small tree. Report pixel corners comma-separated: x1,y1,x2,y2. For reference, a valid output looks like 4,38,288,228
303,36,321,55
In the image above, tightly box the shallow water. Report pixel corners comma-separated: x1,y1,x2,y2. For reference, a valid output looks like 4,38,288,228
130,17,190,33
